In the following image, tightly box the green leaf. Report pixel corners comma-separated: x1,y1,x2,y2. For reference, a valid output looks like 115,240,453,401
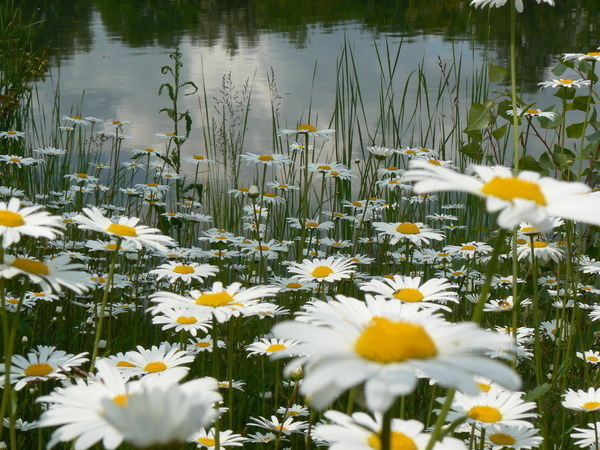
465,102,493,132
458,142,482,161
518,155,543,173
572,95,595,112
488,63,509,83
523,383,551,402
551,61,569,76
553,87,576,100
491,124,508,140
539,151,555,170
586,131,600,142
566,122,586,138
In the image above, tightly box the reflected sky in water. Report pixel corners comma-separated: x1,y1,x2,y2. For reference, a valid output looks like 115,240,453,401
30,0,598,177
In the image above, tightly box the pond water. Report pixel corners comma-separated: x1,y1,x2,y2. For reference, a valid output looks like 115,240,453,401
24,0,600,172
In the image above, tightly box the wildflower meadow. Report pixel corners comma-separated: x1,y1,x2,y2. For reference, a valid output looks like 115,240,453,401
0,0,599,448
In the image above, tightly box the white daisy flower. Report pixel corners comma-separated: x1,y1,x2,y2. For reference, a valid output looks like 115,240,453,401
0,255,93,294
481,424,543,448
247,415,307,435
188,428,247,448
403,160,600,232
240,152,291,166
102,374,221,448
445,391,537,428
562,388,600,412
73,207,176,253
313,410,465,450
150,261,219,283
183,154,215,165
470,0,554,13
0,197,64,248
571,422,600,448
273,295,520,412
152,308,212,336
372,221,445,246
114,345,194,380
246,338,298,357
359,276,459,310
278,124,335,140
150,282,280,323
576,350,600,365
1,345,88,391
538,78,591,89
287,257,356,283
506,107,558,120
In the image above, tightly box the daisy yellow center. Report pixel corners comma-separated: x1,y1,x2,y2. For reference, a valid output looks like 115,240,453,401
517,238,527,245
107,223,137,237
311,266,334,278
256,245,270,251
193,155,205,160
522,226,537,232
559,79,573,84
530,241,547,248
278,184,289,188
7,299,19,304
461,245,477,251
477,382,492,392
438,252,450,257
24,363,53,376
489,433,516,445
258,155,275,161
173,265,195,274
147,183,158,187
117,361,136,367
306,221,319,228
367,431,417,450
33,292,46,297
480,177,547,205
267,344,286,352
144,362,167,373
198,437,215,446
195,291,234,307
406,150,416,155
105,243,118,250
583,401,600,410
387,166,398,170
196,342,211,347
330,171,341,176
286,282,302,289
264,192,276,197
355,317,437,363
499,300,510,308
587,356,599,361
396,222,420,234
12,258,49,275
587,52,600,56
0,210,25,227
317,165,331,171
352,201,363,207
393,288,424,302
113,394,132,407
427,160,441,166
468,406,502,423
176,316,197,324
526,109,540,114
298,124,317,132
9,157,21,162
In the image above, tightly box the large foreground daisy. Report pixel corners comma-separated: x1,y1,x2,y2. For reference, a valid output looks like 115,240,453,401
403,160,600,232
272,295,520,411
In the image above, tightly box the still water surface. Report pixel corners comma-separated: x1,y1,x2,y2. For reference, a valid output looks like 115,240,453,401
29,0,599,166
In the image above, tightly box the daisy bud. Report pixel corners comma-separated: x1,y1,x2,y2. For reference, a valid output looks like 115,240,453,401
21,336,28,343
98,340,107,349
248,185,260,198
55,306,63,313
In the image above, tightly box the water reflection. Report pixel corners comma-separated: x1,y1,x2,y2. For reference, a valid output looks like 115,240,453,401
23,0,599,86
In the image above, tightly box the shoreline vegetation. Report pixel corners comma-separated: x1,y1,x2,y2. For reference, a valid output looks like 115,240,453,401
0,0,598,448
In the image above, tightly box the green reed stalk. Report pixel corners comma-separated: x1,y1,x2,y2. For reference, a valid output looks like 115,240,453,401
89,238,121,372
